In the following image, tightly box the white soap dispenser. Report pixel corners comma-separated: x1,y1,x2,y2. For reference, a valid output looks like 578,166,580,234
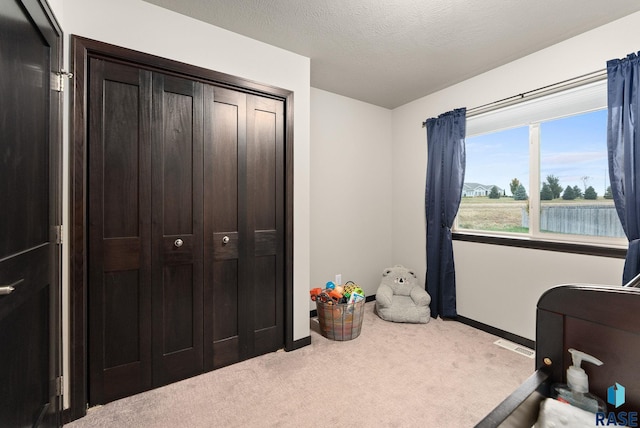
551,348,606,413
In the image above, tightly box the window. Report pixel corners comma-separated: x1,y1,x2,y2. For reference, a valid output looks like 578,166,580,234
456,79,625,246
459,126,529,233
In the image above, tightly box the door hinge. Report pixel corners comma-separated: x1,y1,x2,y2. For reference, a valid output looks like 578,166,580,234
51,70,73,92
55,225,63,245
56,376,63,396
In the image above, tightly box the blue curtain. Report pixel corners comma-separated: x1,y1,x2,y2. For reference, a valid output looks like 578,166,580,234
607,52,640,284
425,108,466,318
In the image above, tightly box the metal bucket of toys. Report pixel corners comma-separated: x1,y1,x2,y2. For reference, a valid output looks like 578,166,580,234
315,299,365,341
311,281,366,341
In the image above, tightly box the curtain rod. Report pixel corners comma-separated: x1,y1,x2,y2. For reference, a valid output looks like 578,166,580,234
421,68,607,128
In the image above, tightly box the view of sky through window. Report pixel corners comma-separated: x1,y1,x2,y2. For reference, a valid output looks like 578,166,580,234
465,126,529,195
540,109,608,196
464,109,608,196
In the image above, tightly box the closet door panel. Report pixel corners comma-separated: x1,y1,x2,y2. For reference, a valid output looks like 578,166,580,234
204,86,247,369
253,257,278,354
252,108,277,230
103,270,141,368
209,260,240,368
162,89,194,235
247,95,284,356
162,264,195,352
88,58,153,404
152,73,204,386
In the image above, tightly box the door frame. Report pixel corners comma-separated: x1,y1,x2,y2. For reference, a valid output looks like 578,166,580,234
68,36,297,422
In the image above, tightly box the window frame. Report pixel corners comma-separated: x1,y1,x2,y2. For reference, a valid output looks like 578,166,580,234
454,79,627,255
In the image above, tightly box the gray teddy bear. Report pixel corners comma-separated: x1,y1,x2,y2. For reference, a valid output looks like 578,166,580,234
375,265,431,323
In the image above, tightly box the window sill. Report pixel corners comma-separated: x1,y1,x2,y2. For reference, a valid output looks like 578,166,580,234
452,232,627,259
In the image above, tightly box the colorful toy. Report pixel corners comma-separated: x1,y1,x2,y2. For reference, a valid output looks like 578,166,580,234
348,292,365,303
310,280,365,305
315,291,334,304
309,287,322,301
329,289,343,301
343,281,363,299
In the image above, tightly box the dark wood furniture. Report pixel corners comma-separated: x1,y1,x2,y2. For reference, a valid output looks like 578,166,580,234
476,283,640,426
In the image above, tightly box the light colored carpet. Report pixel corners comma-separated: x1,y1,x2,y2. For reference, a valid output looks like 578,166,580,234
66,302,532,427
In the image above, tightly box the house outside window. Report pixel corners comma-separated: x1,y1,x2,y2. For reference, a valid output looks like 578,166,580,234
455,79,625,246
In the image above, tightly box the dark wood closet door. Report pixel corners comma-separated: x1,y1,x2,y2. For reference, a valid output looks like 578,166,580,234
0,1,62,426
246,95,285,356
88,59,153,404
204,87,284,369
151,74,204,386
204,86,247,369
77,39,293,414
89,68,205,402
86,52,284,403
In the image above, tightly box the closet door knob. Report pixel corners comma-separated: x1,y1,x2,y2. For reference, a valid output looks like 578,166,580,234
174,238,184,248
222,236,230,244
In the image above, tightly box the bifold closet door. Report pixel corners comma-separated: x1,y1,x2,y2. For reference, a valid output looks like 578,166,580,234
246,94,284,357
204,86,246,369
151,73,204,386
88,59,153,404
89,63,204,403
204,86,284,370
88,57,283,402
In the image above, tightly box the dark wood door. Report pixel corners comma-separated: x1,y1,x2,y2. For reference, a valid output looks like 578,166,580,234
204,87,284,370
204,86,246,369
88,59,153,404
151,73,204,386
0,0,62,426
246,94,285,357
88,64,204,403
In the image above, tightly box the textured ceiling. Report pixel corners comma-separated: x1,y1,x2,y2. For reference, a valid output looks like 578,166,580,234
143,0,640,109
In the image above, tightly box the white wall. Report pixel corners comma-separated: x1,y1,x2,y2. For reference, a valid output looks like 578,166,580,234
310,88,393,305
48,0,311,409
47,0,63,22
391,12,640,340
